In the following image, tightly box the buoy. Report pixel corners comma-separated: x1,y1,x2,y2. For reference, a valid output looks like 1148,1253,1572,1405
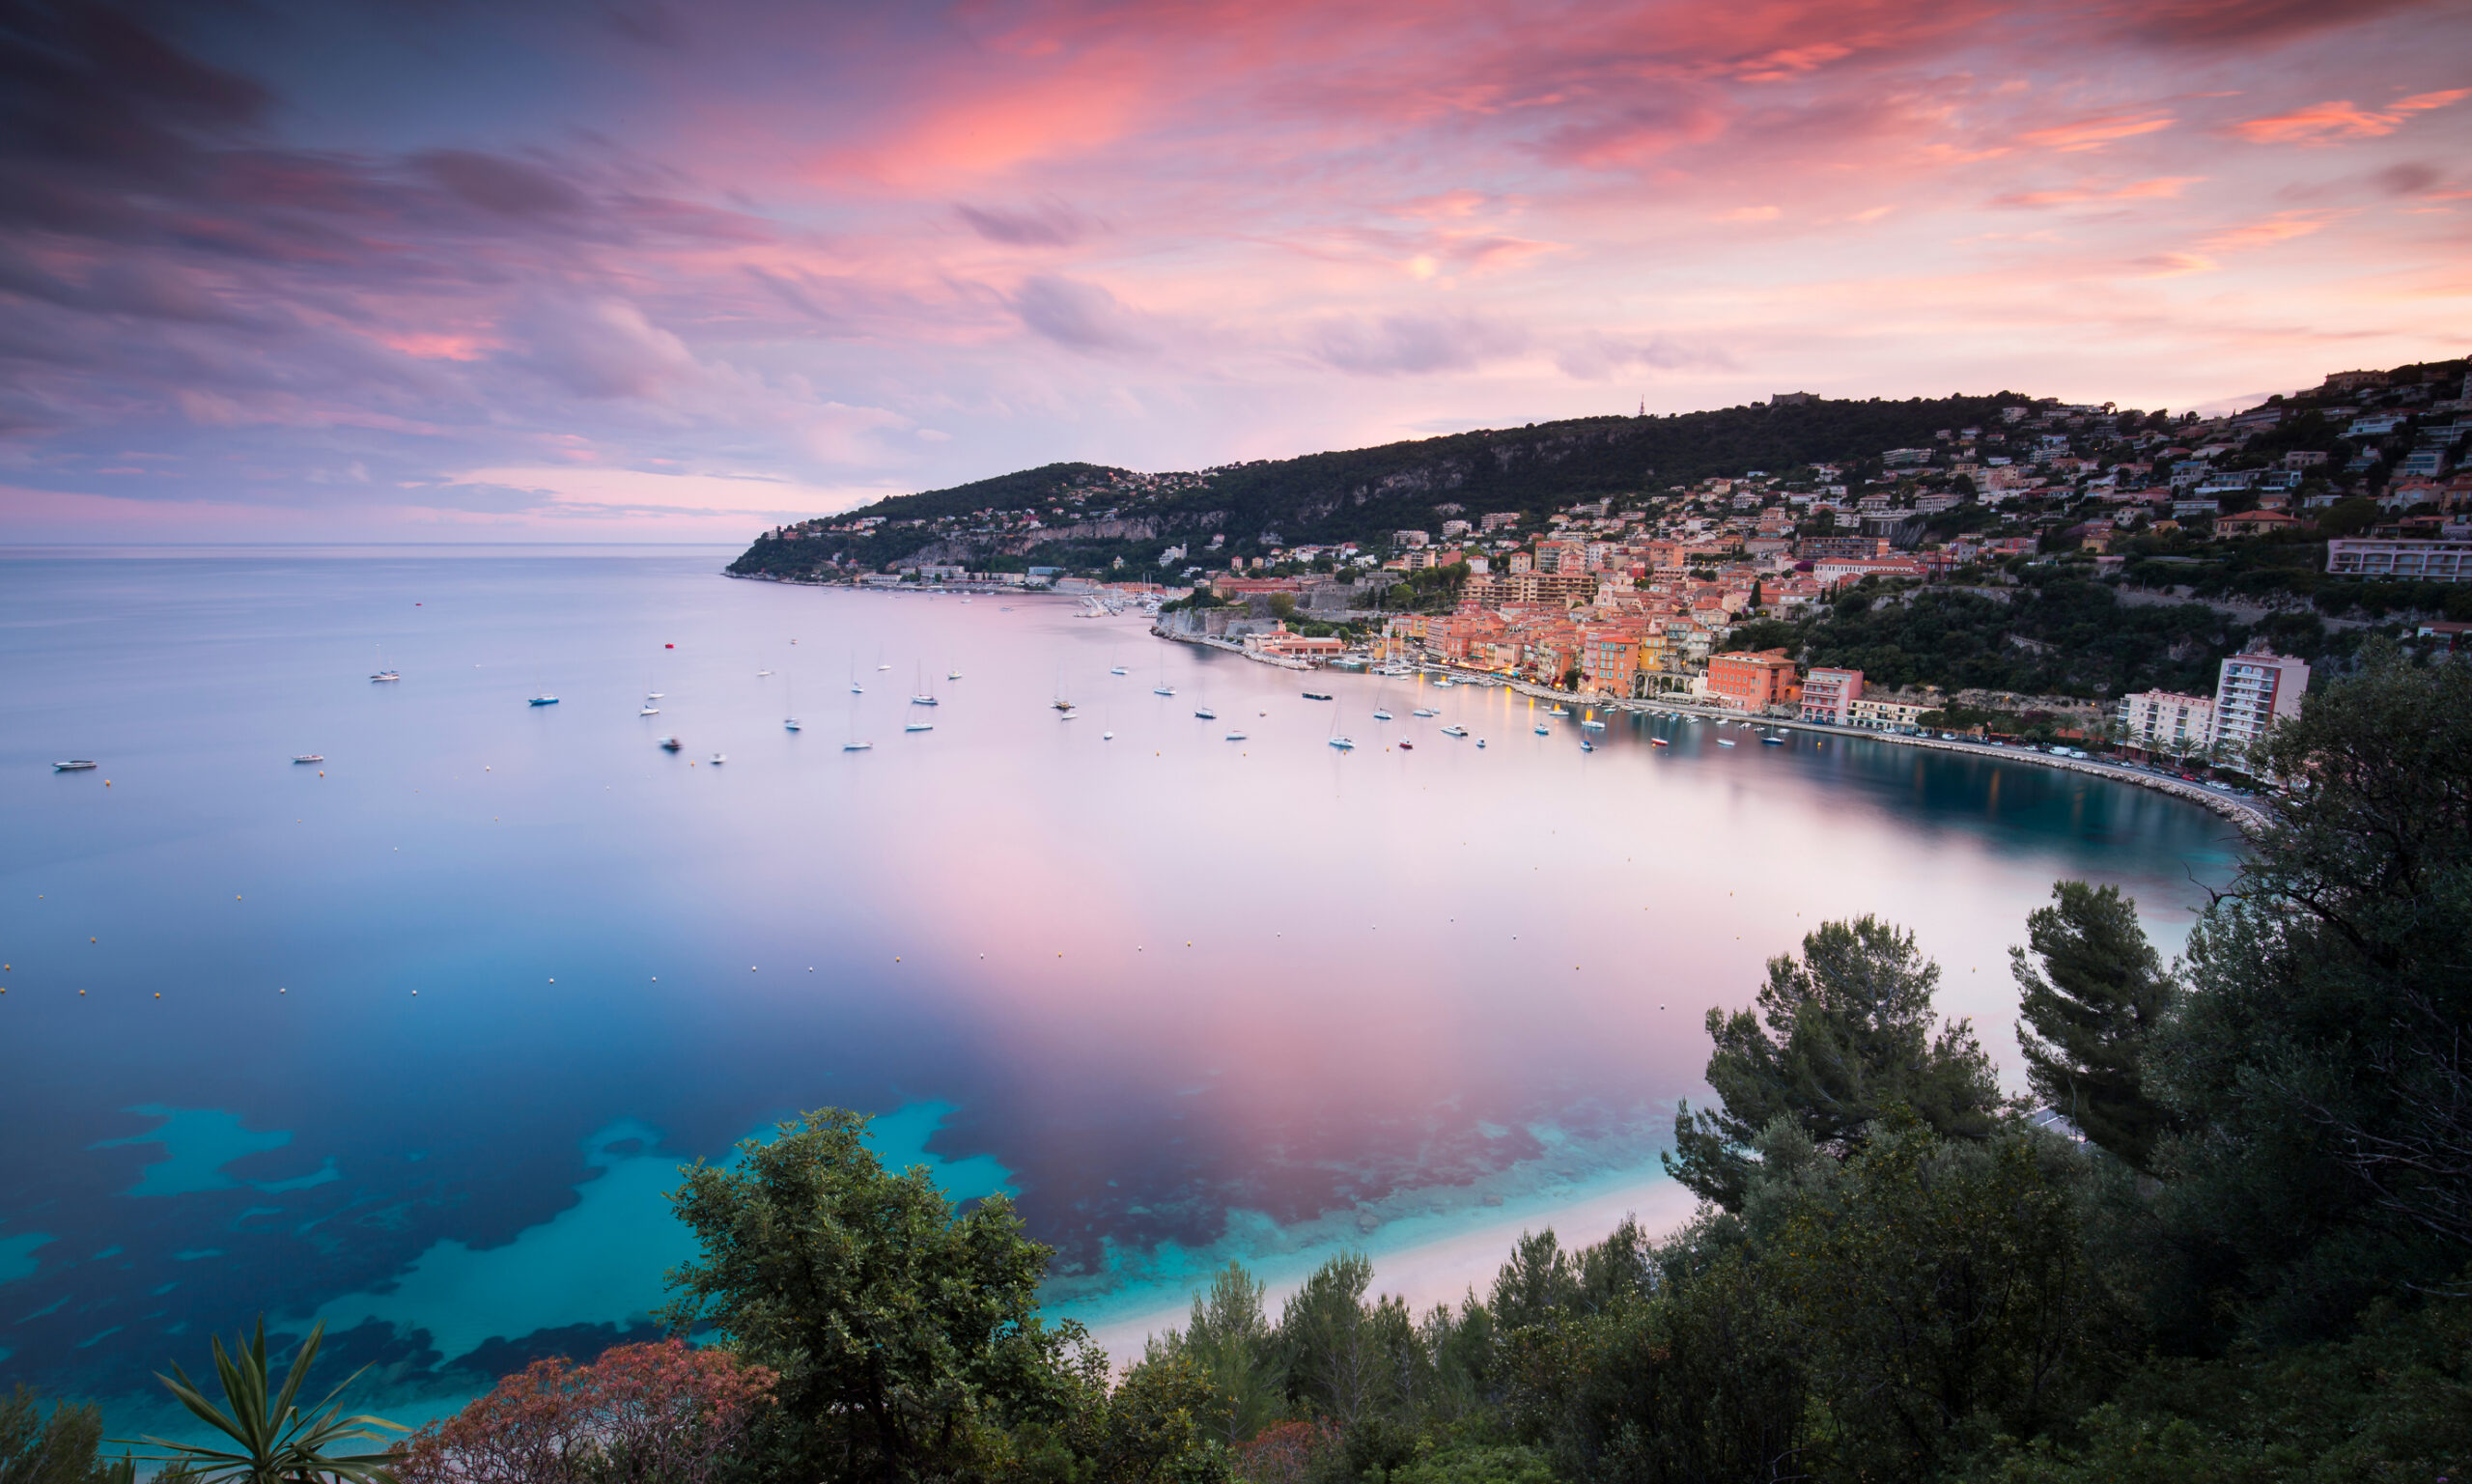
666,643,674,649
548,978,555,983
280,988,287,994
412,990,419,995
154,993,161,998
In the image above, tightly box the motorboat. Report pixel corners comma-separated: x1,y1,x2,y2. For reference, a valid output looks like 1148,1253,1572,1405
1549,705,1571,717
709,753,726,765
1110,666,1128,676
1413,708,1438,718
948,670,963,681
1397,740,1413,750
528,695,559,706
1194,707,1217,719
843,741,873,751
1651,738,1671,748
756,669,773,677
1580,739,1594,752
1329,737,1355,750
53,760,98,770
370,671,400,683
1581,719,1606,731
906,722,934,733
1533,724,1549,736
1475,738,1487,748
1371,709,1393,721
1224,730,1247,741
785,718,801,732
1303,690,1334,701
1102,730,1115,741
292,754,323,764
1718,739,1737,747
1440,725,1468,738
658,737,682,751
640,705,660,715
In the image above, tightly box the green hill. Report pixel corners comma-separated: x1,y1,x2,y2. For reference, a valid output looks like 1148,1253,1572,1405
727,393,2034,578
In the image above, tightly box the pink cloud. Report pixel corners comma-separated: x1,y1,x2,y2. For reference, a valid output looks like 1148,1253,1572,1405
2016,113,2176,152
2232,89,2469,143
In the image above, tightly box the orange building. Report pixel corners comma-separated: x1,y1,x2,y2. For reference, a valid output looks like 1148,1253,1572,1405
1708,648,1801,713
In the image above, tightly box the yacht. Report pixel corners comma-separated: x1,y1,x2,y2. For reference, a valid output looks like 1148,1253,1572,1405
1761,735,1784,745
658,736,682,751
1581,718,1606,731
640,705,660,715
1329,737,1355,750
1412,708,1438,718
1194,707,1216,719
843,741,874,752
911,694,939,707
1154,686,1175,697
1440,725,1468,738
1371,709,1392,721
906,721,935,733
646,692,664,700
292,754,323,764
756,669,773,677
528,695,559,706
1110,666,1128,676
370,670,401,683
54,760,98,771
1718,739,1737,747
1224,730,1247,741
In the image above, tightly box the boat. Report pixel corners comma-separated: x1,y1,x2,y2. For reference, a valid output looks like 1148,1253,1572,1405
1303,690,1333,701
371,670,400,683
1581,718,1606,731
1224,730,1247,741
1434,678,1454,688
647,691,663,699
658,736,681,751
1761,736,1784,745
1194,707,1217,719
1475,738,1487,748
1651,737,1671,748
1102,730,1115,741
1398,740,1413,750
911,694,938,706
1110,666,1128,676
1329,737,1355,750
1580,739,1594,752
757,669,773,677
785,717,801,732
1053,699,1075,713
529,695,559,706
843,741,873,752
1413,708,1438,718
640,705,660,715
906,722,934,733
292,754,323,764
54,760,98,771
1719,739,1737,747
1533,724,1549,736
1154,686,1175,696
948,670,963,681
1440,725,1468,738
709,753,726,765
1549,705,1570,717
1371,709,1393,721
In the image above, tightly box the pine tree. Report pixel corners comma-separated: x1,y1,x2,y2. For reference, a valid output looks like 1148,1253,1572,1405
2011,881,2178,1172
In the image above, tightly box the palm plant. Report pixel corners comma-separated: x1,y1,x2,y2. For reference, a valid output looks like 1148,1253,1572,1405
127,1319,404,1484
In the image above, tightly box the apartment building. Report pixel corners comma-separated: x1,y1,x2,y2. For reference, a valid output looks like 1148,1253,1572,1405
2118,689,2215,754
1798,667,1864,725
1708,649,1801,713
2211,648,2311,755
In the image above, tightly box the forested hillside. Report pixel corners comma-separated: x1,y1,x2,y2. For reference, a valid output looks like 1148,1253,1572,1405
728,393,2031,577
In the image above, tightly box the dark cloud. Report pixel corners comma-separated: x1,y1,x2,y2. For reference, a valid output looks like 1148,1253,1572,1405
416,150,590,218
1011,274,1152,352
2101,0,2439,46
1313,313,1526,377
957,201,1092,246
2376,161,2442,195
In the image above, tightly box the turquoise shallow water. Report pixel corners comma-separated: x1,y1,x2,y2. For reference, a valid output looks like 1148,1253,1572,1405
0,546,2241,1425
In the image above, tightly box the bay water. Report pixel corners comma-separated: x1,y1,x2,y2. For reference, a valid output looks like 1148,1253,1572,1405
0,546,2240,1429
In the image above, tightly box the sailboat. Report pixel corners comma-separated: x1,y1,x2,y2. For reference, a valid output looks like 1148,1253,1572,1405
910,664,938,706
784,670,801,732
370,645,399,683
1327,704,1354,750
843,696,871,750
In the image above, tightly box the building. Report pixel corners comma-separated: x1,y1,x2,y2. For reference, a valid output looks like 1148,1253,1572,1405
2209,647,2310,756
1708,649,1801,713
2119,690,2215,755
1846,694,1933,731
1799,667,1863,725
2325,538,2472,581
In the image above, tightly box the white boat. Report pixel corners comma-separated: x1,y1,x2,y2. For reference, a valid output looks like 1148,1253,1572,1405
1224,730,1247,741
757,669,773,677
1371,709,1393,721
1581,719,1606,731
843,741,873,751
529,695,558,706
1194,707,1217,719
1110,666,1128,676
1475,738,1487,748
1102,730,1115,741
1581,739,1594,752
658,736,681,751
906,722,934,733
1434,678,1454,688
1549,705,1571,717
948,670,963,681
1441,725,1468,738
709,753,726,765
640,705,660,715
785,718,801,732
292,754,323,764
647,691,663,699
54,760,98,771
1413,708,1438,717
371,670,400,683
911,694,938,706
1329,737,1355,750
1719,739,1737,746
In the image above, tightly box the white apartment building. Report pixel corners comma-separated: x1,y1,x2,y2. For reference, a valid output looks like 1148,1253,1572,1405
2210,648,2311,756
2118,690,2215,755
2326,539,2472,581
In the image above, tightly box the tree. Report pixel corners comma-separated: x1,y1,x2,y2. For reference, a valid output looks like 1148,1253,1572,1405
2,1388,134,1484
1668,917,2004,1211
396,1341,774,1484
2149,643,2472,1335
1147,1263,1282,1445
2011,882,2179,1173
131,1319,404,1484
660,1109,1081,1483
1268,593,1298,620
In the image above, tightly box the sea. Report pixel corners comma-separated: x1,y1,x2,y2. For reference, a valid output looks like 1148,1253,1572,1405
0,546,2243,1433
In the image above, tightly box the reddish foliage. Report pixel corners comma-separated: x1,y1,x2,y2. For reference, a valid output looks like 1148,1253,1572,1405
398,1340,775,1484
1232,1419,1332,1484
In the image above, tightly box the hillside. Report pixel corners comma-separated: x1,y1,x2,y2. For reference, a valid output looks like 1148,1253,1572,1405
727,393,2032,578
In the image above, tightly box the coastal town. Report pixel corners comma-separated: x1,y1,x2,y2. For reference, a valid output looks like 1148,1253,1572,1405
735,359,2469,788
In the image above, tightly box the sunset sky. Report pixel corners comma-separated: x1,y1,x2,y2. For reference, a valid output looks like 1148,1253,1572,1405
2,0,2466,542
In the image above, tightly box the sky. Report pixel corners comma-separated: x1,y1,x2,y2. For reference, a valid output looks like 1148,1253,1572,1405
1,0,2467,543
